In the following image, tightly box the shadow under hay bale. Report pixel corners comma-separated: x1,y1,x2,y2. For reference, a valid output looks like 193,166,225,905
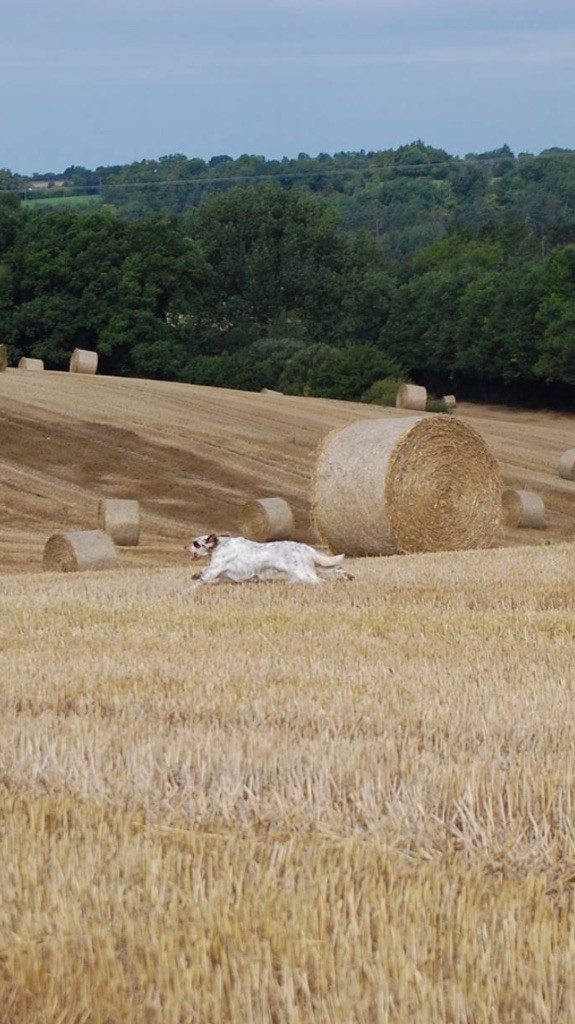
97,498,140,546
312,415,501,556
43,530,118,572
18,357,44,371
69,348,98,374
240,497,295,542
502,489,546,529
395,383,427,411
558,449,575,480
0,345,6,372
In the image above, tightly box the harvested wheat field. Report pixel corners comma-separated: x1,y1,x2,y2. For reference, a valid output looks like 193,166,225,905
3,371,575,1022
2,368,575,572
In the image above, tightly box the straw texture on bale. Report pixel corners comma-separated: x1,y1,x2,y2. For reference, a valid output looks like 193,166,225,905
240,497,295,542
97,498,140,546
443,394,457,410
558,449,575,480
43,530,118,572
395,383,427,411
0,344,7,372
312,415,501,556
18,356,44,371
69,348,98,374
502,489,546,529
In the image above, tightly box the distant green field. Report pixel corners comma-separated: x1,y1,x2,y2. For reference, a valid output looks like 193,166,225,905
21,193,102,211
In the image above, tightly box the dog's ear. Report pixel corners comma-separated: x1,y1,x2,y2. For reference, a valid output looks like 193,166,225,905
205,534,219,549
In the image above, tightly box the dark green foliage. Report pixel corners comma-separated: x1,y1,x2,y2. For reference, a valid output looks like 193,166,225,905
425,397,450,413
361,377,406,406
3,143,575,405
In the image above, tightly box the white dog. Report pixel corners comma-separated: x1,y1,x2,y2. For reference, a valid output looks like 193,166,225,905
184,533,353,588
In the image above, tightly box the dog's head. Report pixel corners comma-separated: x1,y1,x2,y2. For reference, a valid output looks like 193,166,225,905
184,533,220,562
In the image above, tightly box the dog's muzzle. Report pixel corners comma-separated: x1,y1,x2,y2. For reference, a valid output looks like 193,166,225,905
185,545,203,562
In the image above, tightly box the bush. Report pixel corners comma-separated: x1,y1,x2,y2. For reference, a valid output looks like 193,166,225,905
361,376,406,406
425,396,451,413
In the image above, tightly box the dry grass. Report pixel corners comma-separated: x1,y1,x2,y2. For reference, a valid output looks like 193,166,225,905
2,543,575,1021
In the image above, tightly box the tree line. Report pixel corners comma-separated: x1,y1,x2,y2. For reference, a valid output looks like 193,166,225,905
1,141,575,407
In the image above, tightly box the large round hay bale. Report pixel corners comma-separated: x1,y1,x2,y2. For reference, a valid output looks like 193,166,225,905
558,449,575,480
395,383,427,411
97,498,140,546
502,489,546,529
69,348,98,374
312,415,501,556
442,394,457,410
43,530,118,572
0,344,7,372
18,357,44,371
240,497,295,542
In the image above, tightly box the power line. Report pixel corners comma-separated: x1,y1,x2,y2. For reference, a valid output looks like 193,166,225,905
2,151,572,196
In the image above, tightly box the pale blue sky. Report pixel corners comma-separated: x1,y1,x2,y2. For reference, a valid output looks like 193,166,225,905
2,0,575,173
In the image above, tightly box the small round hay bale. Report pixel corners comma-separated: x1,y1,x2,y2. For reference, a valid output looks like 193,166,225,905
240,497,295,542
442,394,457,410
312,415,501,556
558,449,575,480
260,388,283,396
395,383,427,411
18,357,44,371
43,530,118,572
0,344,7,372
97,498,140,546
501,489,546,529
69,348,98,374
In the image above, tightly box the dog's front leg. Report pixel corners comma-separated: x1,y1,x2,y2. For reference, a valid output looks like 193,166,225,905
186,564,225,591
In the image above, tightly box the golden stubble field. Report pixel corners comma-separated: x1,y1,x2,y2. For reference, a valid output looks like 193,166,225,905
2,371,575,1021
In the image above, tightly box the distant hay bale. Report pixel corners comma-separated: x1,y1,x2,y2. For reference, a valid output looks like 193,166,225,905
240,497,295,542
558,449,575,480
443,394,457,410
312,415,501,556
43,530,118,572
395,383,428,411
18,357,44,371
97,498,140,546
0,345,7,372
502,489,546,529
261,388,283,396
69,348,98,374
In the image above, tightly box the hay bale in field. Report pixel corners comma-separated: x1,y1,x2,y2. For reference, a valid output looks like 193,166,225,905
240,497,295,542
312,415,501,556
501,489,546,529
261,388,283,396
97,498,140,546
558,449,575,480
0,344,7,372
442,394,457,410
43,530,118,572
69,348,98,374
18,357,44,371
395,383,427,411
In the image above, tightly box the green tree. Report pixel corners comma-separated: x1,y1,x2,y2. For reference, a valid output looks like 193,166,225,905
534,245,575,384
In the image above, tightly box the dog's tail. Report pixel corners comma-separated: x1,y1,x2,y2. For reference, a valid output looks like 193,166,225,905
312,549,345,568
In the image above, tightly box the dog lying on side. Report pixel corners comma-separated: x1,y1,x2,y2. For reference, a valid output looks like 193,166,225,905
184,533,353,588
